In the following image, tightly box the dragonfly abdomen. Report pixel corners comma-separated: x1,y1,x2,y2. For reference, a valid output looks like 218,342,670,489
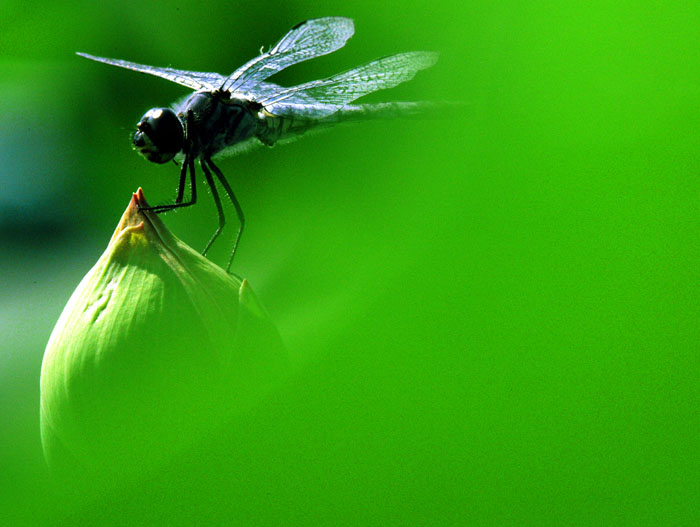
255,101,440,147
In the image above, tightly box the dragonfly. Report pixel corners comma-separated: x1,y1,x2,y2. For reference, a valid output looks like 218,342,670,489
78,17,438,272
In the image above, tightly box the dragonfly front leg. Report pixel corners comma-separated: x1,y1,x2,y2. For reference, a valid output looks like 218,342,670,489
139,110,197,214
140,155,197,214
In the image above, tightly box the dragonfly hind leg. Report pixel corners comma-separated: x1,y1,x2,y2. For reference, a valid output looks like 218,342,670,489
199,158,225,256
203,156,244,272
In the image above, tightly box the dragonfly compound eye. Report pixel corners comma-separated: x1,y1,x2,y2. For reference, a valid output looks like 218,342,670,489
133,107,184,164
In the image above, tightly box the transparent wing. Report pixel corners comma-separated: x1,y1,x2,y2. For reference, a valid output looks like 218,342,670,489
220,17,354,93
259,51,439,118
236,81,287,101
77,52,225,91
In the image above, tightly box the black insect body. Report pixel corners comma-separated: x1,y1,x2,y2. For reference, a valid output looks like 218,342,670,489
79,17,438,271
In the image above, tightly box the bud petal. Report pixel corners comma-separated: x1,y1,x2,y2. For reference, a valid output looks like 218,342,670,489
40,189,286,482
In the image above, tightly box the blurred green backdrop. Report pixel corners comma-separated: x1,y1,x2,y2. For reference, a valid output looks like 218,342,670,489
2,0,699,524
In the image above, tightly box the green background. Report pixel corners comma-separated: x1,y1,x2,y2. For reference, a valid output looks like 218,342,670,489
2,0,699,524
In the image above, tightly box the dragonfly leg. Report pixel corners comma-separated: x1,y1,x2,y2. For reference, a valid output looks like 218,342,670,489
139,110,197,214
204,156,244,272
199,158,225,256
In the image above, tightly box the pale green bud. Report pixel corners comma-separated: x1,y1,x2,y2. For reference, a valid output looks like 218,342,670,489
40,189,286,483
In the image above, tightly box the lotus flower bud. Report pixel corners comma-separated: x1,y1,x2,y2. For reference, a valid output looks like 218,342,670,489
40,189,286,484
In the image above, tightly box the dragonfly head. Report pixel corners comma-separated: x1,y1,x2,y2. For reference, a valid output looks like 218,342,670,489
133,108,184,164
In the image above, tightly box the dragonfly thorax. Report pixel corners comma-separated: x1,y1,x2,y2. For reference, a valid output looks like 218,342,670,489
133,107,184,164
182,91,258,157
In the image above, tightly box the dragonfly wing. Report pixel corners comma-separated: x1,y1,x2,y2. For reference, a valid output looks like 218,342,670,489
220,17,354,93
77,52,224,91
234,81,287,102
260,51,439,118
